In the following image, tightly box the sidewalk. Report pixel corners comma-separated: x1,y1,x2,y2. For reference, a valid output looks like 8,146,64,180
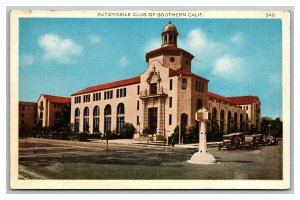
21,137,220,149
89,138,220,149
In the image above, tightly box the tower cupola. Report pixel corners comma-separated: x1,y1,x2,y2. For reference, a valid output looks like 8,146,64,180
161,21,178,47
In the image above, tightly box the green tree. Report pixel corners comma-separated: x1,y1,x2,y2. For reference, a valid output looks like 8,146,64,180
121,123,135,139
260,116,282,137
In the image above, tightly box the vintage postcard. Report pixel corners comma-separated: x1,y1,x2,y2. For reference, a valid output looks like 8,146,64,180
10,10,290,189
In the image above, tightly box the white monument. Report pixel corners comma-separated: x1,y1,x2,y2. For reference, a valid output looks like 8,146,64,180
187,108,218,164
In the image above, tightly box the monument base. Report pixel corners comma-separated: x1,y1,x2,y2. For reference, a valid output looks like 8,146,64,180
187,151,218,165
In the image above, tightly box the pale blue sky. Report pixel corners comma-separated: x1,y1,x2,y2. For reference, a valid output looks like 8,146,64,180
19,18,282,119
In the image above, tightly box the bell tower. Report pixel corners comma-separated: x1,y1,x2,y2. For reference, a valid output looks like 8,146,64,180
161,21,178,47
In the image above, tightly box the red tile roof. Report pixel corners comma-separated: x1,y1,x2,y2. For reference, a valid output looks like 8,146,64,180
170,69,209,82
41,94,71,104
227,96,259,105
207,92,237,104
146,46,194,62
72,76,141,96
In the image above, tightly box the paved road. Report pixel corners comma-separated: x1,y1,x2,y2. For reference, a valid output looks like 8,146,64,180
19,138,282,180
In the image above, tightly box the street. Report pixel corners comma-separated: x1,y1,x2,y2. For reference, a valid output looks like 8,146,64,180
19,138,282,180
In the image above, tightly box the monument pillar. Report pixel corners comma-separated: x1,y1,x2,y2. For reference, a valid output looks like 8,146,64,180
188,108,218,164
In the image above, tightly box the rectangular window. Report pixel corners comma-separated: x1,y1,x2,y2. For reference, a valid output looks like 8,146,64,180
169,114,172,125
246,106,248,110
117,89,119,98
137,85,140,95
99,92,101,100
137,101,139,110
104,92,107,100
169,97,172,108
110,90,113,99
196,81,198,92
21,113,25,118
201,83,204,93
181,78,187,90
169,79,173,91
93,94,95,101
120,88,123,97
124,88,126,97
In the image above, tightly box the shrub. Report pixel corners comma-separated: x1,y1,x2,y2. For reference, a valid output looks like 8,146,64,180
171,125,187,143
185,126,199,143
121,123,135,139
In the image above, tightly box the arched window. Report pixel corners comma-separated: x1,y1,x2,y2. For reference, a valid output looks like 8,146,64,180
169,35,173,43
234,112,238,132
93,106,100,133
75,108,80,132
220,110,225,134
83,107,89,132
240,114,244,131
104,104,112,134
116,103,125,134
212,108,217,122
181,113,188,128
227,111,232,132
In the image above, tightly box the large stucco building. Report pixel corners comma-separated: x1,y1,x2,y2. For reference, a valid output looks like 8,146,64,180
37,94,71,128
19,101,37,132
70,22,261,140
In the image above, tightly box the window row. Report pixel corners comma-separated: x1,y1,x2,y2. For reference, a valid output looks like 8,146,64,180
93,92,101,101
74,103,126,134
104,90,113,100
243,106,249,110
116,88,127,98
195,81,204,93
83,94,90,103
75,96,81,104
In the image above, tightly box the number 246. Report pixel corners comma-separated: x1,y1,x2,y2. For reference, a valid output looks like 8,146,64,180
266,13,275,17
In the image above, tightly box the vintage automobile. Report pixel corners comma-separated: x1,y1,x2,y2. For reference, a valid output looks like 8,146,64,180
240,134,263,149
264,135,278,145
218,133,245,150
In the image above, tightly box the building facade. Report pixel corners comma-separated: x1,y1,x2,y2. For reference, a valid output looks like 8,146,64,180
19,101,37,132
71,22,261,140
37,94,71,128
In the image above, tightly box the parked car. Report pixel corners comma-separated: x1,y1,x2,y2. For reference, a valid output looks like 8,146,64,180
240,134,263,149
264,135,278,145
218,133,245,150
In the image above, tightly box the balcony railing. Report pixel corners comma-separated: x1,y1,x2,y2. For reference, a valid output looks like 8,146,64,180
140,88,167,98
